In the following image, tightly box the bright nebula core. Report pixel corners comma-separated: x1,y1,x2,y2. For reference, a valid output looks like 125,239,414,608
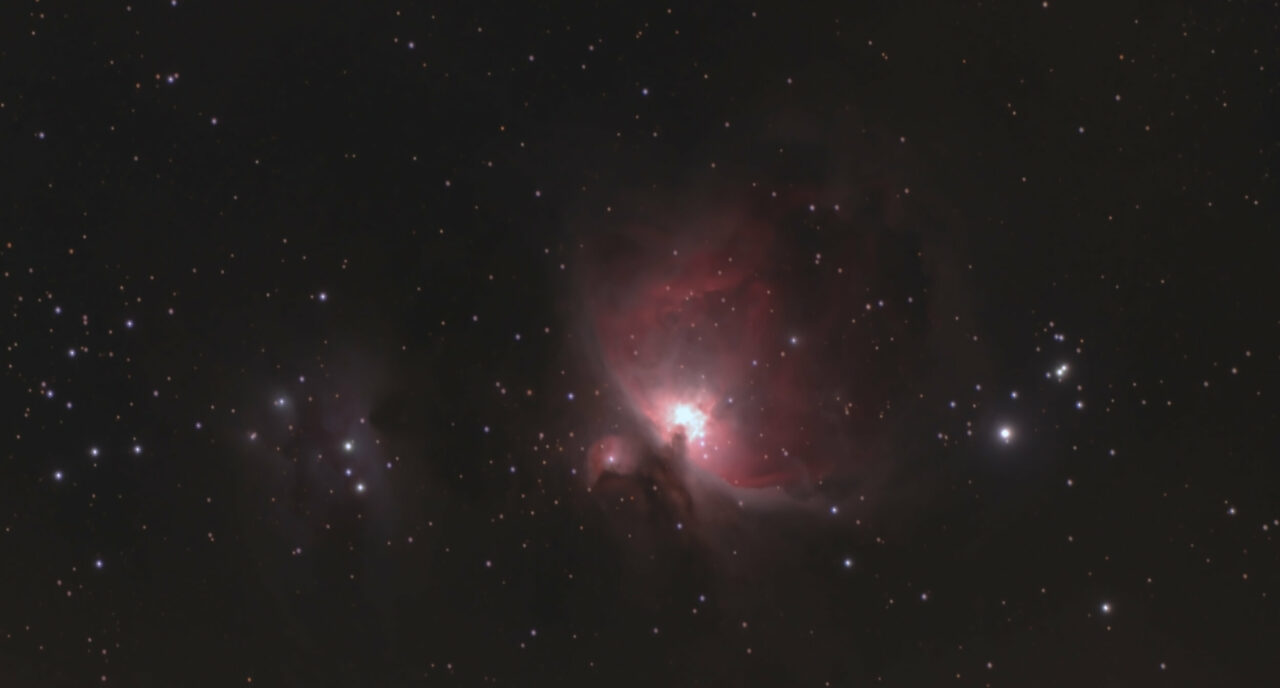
666,402,708,441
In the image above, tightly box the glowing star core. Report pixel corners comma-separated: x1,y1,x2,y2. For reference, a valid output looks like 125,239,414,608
667,403,708,441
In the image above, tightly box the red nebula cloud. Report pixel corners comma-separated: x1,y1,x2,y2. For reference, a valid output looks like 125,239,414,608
586,207,833,489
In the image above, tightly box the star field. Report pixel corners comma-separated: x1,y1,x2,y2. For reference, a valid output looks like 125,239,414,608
1,1,1277,686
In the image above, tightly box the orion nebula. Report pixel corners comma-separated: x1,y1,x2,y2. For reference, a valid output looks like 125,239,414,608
578,180,949,505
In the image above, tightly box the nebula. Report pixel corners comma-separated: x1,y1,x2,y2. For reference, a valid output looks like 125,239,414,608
580,192,909,494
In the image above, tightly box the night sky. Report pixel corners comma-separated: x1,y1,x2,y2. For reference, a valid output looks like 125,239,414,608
3,1,1277,686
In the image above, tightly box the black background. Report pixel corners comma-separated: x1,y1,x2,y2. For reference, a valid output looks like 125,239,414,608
2,1,1276,686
